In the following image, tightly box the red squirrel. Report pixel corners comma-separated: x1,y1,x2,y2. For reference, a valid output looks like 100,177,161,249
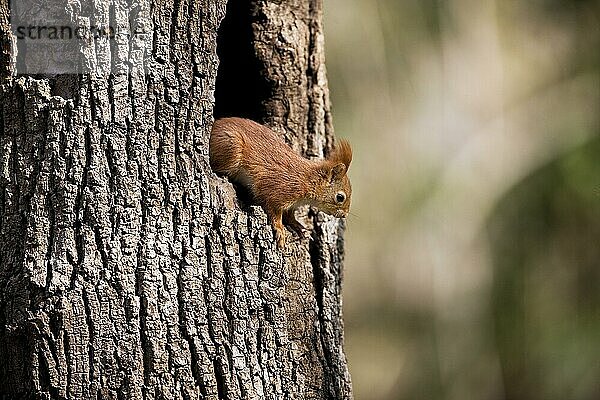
210,117,352,248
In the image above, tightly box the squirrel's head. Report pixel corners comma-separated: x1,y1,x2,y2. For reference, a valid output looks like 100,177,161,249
315,139,352,218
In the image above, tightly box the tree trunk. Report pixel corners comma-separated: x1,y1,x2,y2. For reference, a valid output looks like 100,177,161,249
0,0,353,398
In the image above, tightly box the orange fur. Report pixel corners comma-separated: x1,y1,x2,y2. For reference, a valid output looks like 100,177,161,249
210,117,353,248
329,139,352,170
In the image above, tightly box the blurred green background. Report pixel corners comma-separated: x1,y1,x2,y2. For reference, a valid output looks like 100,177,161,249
322,1,600,399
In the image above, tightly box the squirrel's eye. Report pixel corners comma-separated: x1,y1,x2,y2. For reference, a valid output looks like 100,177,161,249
335,192,346,204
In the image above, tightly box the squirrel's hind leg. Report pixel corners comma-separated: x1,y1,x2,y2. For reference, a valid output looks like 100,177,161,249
267,207,287,249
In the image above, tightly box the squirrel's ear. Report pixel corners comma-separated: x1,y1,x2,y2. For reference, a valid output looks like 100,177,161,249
330,163,346,182
329,139,352,170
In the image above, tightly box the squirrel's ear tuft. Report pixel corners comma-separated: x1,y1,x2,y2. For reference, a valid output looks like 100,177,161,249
329,139,352,170
331,163,346,182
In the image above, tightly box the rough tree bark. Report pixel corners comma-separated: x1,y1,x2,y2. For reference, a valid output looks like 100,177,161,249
0,0,352,399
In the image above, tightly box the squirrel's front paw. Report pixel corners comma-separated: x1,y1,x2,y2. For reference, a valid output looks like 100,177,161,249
283,210,306,238
286,220,306,238
274,227,287,249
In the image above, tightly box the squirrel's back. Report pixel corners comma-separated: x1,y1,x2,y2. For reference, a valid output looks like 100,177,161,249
210,117,313,206
209,118,246,176
210,117,308,176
